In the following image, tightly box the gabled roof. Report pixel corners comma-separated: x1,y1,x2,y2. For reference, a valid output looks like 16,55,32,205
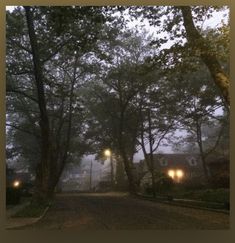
142,153,203,169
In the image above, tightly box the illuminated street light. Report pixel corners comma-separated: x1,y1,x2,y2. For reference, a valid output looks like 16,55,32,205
104,149,114,188
13,180,20,188
104,149,111,157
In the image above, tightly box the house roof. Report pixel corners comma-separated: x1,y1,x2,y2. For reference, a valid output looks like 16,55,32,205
140,153,203,170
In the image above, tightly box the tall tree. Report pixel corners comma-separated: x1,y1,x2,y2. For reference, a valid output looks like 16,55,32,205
129,6,230,106
180,6,230,106
82,29,157,194
6,6,118,203
172,62,228,180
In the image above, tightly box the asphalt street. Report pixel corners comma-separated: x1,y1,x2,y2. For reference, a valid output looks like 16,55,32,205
18,192,229,230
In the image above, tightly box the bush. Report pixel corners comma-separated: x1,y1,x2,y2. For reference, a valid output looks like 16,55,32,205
172,188,229,204
209,174,230,189
143,172,174,195
155,176,174,193
196,188,229,203
13,203,48,218
144,184,153,195
6,187,21,205
180,177,207,190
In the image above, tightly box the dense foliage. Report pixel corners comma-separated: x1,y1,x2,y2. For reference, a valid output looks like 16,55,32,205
6,6,229,201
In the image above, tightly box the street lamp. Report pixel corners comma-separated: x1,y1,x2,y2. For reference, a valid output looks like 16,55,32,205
13,180,21,188
104,149,114,189
104,149,111,157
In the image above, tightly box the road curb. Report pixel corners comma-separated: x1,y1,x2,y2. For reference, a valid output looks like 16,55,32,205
5,205,50,230
132,194,230,215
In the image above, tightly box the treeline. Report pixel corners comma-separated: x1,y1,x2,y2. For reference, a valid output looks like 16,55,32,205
6,6,229,203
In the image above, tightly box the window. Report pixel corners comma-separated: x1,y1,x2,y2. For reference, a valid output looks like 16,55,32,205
187,157,197,166
159,157,168,166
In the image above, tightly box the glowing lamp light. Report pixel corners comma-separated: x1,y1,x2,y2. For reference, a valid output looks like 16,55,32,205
168,170,175,179
13,180,20,188
176,169,184,178
104,149,111,157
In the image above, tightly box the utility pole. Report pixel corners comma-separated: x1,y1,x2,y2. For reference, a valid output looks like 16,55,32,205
110,155,114,189
89,160,93,191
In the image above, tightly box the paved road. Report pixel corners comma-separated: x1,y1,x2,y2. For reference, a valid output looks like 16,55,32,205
20,192,229,230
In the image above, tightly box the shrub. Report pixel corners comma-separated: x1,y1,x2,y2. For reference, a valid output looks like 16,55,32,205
143,172,174,195
13,203,47,218
180,177,207,190
143,183,153,195
6,187,21,205
155,176,174,193
209,174,230,189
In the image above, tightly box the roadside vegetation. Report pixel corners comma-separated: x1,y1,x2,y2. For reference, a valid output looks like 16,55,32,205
6,6,229,206
12,201,51,218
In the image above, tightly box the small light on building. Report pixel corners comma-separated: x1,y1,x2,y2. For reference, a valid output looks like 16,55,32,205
176,169,184,178
168,170,175,179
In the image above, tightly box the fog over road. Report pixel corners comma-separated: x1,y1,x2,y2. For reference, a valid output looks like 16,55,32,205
20,193,229,230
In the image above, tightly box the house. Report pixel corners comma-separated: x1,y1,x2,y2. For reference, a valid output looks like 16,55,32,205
137,153,206,184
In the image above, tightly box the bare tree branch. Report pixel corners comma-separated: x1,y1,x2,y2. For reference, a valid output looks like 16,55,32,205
6,86,38,103
6,123,39,138
7,37,32,54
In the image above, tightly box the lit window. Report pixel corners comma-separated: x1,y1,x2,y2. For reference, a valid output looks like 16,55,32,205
160,157,168,166
187,157,197,166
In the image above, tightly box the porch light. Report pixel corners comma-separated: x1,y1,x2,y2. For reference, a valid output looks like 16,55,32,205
168,170,175,179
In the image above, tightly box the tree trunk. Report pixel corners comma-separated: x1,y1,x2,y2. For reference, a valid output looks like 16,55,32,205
118,110,137,194
195,120,210,181
147,109,156,197
46,54,78,195
25,7,78,203
110,155,114,189
139,107,156,197
24,6,52,204
180,6,230,106
119,140,137,194
115,156,126,190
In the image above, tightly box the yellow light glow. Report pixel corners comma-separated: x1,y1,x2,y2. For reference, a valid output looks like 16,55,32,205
13,180,20,188
176,170,184,178
168,170,175,178
104,149,111,157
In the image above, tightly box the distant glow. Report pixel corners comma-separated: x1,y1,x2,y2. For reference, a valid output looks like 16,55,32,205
168,169,184,181
13,180,20,187
104,149,111,157
168,170,175,178
6,6,18,12
176,170,184,178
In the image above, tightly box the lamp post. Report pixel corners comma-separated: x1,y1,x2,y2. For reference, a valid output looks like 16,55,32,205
89,160,93,191
104,149,114,189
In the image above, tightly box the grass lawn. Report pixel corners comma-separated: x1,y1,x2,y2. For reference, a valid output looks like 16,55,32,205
12,202,50,218
142,187,229,210
176,188,229,203
170,188,229,203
